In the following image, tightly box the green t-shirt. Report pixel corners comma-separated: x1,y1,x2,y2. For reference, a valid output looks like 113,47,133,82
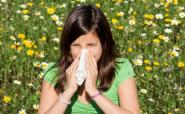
43,58,135,114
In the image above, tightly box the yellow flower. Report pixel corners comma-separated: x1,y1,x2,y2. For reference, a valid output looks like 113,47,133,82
164,18,171,23
115,25,123,30
10,44,16,49
144,14,154,20
168,112,172,114
153,39,160,44
40,36,46,42
17,46,23,52
3,96,11,103
144,60,150,64
116,0,123,3
111,19,119,24
163,62,168,66
153,61,160,66
27,2,33,7
128,47,133,52
145,66,152,72
23,40,33,48
47,7,55,15
159,35,164,40
173,0,178,5
34,45,37,49
57,27,63,31
165,14,169,17
22,9,29,15
178,61,185,68
116,12,124,17
165,8,169,12
27,49,34,56
18,34,25,40
95,3,100,8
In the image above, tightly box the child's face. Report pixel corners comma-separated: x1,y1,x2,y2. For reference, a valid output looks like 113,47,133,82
70,31,102,62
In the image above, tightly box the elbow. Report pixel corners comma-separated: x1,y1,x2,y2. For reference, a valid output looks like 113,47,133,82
129,109,140,114
119,108,140,114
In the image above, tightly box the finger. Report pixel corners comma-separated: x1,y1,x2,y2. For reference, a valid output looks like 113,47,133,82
85,55,91,75
91,55,97,69
86,54,96,77
71,60,79,75
89,54,97,70
68,52,81,71
87,53,96,72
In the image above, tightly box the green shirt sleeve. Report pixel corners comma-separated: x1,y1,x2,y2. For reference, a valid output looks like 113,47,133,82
115,58,136,87
43,62,58,87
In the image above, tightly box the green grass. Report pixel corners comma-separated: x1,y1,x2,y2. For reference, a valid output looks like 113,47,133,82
0,0,185,113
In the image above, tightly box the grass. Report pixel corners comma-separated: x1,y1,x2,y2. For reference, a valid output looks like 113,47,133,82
0,0,185,113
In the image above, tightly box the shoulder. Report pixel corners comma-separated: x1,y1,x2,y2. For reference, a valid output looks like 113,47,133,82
114,57,136,86
115,57,135,73
43,62,58,86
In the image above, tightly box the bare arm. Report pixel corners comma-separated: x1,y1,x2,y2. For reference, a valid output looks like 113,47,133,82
37,80,75,114
118,77,140,114
88,77,140,114
38,53,81,114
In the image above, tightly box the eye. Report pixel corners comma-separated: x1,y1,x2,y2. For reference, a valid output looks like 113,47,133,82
88,43,96,46
72,44,80,46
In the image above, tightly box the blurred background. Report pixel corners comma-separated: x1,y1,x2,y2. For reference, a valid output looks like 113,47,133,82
0,0,185,113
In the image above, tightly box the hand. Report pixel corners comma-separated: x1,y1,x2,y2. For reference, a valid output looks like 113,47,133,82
65,53,81,93
84,52,99,96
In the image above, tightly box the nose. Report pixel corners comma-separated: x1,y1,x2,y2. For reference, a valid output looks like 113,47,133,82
80,48,89,53
80,44,87,49
79,44,88,51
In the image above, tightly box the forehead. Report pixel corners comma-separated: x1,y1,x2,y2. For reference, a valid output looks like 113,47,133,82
73,32,100,43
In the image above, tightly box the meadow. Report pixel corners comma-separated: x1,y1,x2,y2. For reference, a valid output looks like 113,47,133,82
0,0,185,114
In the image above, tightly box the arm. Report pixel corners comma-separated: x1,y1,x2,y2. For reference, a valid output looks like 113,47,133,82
37,80,75,114
38,53,81,114
118,77,140,114
88,77,140,114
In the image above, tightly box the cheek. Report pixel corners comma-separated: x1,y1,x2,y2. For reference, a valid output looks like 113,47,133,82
88,47,102,62
70,48,80,59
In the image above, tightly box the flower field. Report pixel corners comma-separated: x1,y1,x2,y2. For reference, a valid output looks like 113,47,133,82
0,0,185,114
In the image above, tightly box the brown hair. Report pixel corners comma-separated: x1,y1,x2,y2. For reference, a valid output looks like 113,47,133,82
51,4,120,92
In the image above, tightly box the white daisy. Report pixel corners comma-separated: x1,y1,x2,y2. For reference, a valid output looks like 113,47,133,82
13,80,21,85
133,58,143,66
179,12,185,18
51,14,59,21
18,109,26,114
164,28,172,33
155,14,163,20
41,62,48,70
140,89,147,94
171,19,179,25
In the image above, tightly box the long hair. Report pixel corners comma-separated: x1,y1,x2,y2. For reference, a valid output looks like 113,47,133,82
53,4,120,92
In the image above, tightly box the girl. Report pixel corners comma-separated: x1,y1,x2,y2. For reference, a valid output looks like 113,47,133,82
38,4,140,114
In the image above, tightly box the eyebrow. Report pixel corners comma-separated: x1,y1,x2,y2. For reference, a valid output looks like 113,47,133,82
72,41,97,45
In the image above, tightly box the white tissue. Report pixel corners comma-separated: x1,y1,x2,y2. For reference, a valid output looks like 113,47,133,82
75,49,88,86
